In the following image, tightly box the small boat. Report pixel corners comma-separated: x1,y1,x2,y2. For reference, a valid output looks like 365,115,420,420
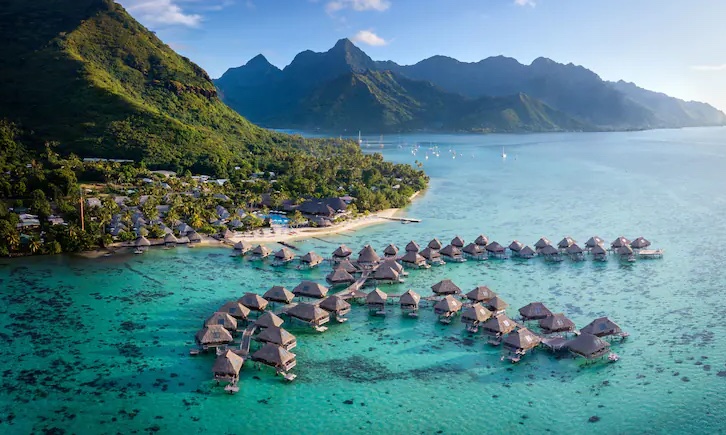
608,353,620,362
134,248,144,255
501,147,507,159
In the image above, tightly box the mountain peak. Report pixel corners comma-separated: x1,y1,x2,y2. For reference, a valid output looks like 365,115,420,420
247,54,271,66
332,38,355,50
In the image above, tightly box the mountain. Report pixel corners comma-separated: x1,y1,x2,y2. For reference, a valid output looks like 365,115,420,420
217,39,726,132
216,39,584,132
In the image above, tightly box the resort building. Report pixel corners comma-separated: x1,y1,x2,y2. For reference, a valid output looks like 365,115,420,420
399,289,421,315
461,303,492,332
204,312,238,331
485,296,509,316
300,252,324,268
255,312,284,329
326,268,356,286
218,301,251,322
440,244,465,262
431,279,462,296
292,281,329,299
366,288,388,314
580,317,623,338
485,242,507,259
212,350,244,384
255,326,297,350
405,241,421,252
567,333,611,360
518,302,553,321
320,295,352,319
195,325,234,350
434,295,463,323
251,343,297,372
466,286,496,303
263,286,295,304
539,313,576,334
238,293,269,312
285,303,330,328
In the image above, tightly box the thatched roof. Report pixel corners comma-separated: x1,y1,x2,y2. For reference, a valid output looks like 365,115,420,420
419,247,440,260
611,236,631,248
534,237,551,249
212,350,244,376
630,237,651,249
431,279,461,295
485,296,509,312
251,343,296,367
292,281,329,298
518,302,553,320
405,241,420,252
428,238,443,250
591,244,607,255
320,295,351,313
616,245,634,255
263,286,295,304
400,251,426,265
466,286,496,302
440,245,461,257
475,235,489,246
585,236,604,248
485,242,505,253
451,236,465,248
286,303,330,323
218,301,251,320
557,236,576,249
566,243,584,254
233,241,253,251
539,313,576,333
383,244,399,256
204,311,238,330
274,248,295,261
337,258,358,273
366,288,388,305
519,246,536,257
381,259,404,273
256,326,296,347
195,325,233,345
462,303,492,323
164,233,178,244
399,289,421,307
301,251,323,265
568,333,610,359
503,328,541,351
539,245,559,256
135,236,151,247
332,244,353,258
580,317,622,337
252,244,271,256
255,311,284,329
463,243,482,255
481,315,516,334
374,266,400,281
238,293,269,311
508,240,524,252
434,295,463,314
326,268,355,284
221,229,234,240
187,231,202,242
358,245,380,264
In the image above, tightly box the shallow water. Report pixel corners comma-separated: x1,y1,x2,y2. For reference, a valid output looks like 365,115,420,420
2,128,726,434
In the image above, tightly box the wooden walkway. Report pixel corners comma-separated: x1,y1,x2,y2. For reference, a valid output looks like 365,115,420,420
237,324,258,357
336,270,372,300
381,217,421,223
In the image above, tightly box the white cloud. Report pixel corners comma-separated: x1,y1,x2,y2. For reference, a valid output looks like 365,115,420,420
326,0,391,14
351,29,388,46
691,64,726,72
514,0,536,6
119,0,202,27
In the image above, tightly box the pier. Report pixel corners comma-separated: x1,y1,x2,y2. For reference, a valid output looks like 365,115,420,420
381,216,421,223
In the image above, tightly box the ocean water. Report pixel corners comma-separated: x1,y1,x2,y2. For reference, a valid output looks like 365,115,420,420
2,128,726,434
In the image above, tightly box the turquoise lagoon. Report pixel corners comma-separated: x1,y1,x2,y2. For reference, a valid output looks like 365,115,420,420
2,128,726,434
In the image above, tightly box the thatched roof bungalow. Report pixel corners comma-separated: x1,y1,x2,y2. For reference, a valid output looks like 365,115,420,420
557,236,576,250
475,235,489,246
481,314,516,337
431,279,462,295
255,311,284,329
451,236,465,248
357,245,381,267
383,244,399,258
263,286,295,304
274,248,295,262
567,333,610,359
485,296,509,315
187,231,202,243
461,303,492,326
292,281,329,299
616,245,635,261
420,247,443,263
466,286,496,303
434,295,463,319
251,343,297,371
399,289,421,312
585,236,604,249
205,311,238,331
233,241,253,253
428,238,443,250
611,236,631,249
300,251,324,268
135,236,151,247
251,244,271,258
534,237,552,250
320,295,352,317
373,265,400,283
503,327,541,352
366,288,388,312
566,243,585,260
195,324,233,348
539,244,562,262
519,246,536,259
332,244,353,260
164,233,178,247
255,326,297,350
508,240,524,254
405,241,421,252
212,350,245,383
440,244,464,261
462,243,486,259
580,317,623,337
539,313,576,334
337,258,358,273
326,268,356,286
591,244,608,261
238,293,269,312
630,237,651,249
518,302,553,321
400,251,428,268
286,303,330,327
218,301,251,321
485,242,507,259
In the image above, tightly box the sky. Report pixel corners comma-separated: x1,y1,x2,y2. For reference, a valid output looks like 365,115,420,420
117,0,726,110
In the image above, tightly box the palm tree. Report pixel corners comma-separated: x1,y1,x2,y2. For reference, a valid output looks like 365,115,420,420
190,213,204,229
6,231,20,251
28,238,42,254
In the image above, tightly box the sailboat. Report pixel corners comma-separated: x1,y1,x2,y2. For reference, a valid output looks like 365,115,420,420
358,131,362,146
501,147,507,159
379,135,384,149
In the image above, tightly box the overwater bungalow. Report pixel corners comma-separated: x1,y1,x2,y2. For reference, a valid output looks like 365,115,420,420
187,231,202,244
567,333,611,360
233,241,253,255
373,265,401,284
400,289,421,316
461,303,492,332
434,295,463,323
405,241,421,252
366,288,388,315
420,247,445,266
320,295,352,320
292,281,329,299
238,293,269,312
503,327,541,361
539,313,576,334
566,243,585,261
326,267,356,286
285,303,330,328
263,286,295,305
616,245,636,262
428,238,443,250
164,233,179,248
381,259,405,274
336,258,359,274
481,314,516,345
630,237,651,250
400,251,430,269
611,236,631,249
251,342,297,372
251,244,271,260
508,240,524,256
431,279,462,296
357,245,381,269
557,236,576,251
585,236,605,250
332,244,353,261
451,236,465,248
485,242,507,259
580,317,624,338
383,244,399,258
534,237,552,252
212,350,245,385
485,296,509,316
273,248,296,266
475,235,489,247
591,244,608,261
255,311,284,329
440,244,466,262
218,301,251,322
134,236,151,252
518,302,553,321
255,326,297,350
299,252,324,269
463,243,487,260
205,312,238,331
195,324,234,350
466,286,496,303
519,246,536,259
539,245,563,262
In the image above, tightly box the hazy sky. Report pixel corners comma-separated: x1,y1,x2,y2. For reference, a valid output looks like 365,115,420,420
117,0,726,110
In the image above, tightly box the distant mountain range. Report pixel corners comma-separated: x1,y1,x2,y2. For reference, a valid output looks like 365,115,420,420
215,39,726,133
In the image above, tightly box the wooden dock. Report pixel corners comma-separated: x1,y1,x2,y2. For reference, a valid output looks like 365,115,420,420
237,324,258,357
381,217,421,223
